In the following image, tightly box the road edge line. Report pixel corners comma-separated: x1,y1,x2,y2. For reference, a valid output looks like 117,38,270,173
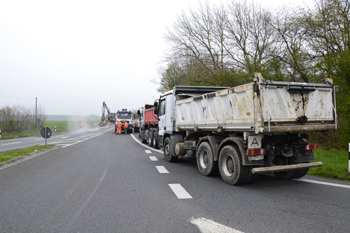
130,134,163,154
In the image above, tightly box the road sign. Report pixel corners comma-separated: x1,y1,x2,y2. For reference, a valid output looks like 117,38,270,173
40,127,52,139
40,127,52,145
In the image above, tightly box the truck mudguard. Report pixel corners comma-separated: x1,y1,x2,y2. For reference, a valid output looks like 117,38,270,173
170,134,184,157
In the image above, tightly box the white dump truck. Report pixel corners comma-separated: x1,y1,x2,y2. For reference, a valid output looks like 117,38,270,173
153,73,337,185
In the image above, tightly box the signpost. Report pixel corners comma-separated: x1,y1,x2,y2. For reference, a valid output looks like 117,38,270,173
40,127,52,145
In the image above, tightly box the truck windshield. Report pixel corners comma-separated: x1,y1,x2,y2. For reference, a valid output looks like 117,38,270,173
117,113,132,119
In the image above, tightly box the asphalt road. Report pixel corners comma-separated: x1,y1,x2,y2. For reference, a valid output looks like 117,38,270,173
0,127,349,233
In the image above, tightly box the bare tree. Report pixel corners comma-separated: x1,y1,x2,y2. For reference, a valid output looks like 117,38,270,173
224,0,276,73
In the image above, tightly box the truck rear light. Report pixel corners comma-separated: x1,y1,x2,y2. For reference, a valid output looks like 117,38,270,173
247,149,266,155
305,144,319,150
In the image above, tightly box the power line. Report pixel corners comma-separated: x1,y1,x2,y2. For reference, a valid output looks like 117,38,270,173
0,95,92,109
0,95,34,100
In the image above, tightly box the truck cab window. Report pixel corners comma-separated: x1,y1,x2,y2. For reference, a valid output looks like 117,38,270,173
160,99,166,116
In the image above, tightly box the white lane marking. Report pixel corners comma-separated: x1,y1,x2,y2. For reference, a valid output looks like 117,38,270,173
61,136,69,139
156,166,169,173
295,179,350,189
145,150,152,154
191,217,244,233
149,156,158,161
2,141,22,145
60,128,113,148
35,138,42,141
168,184,192,199
130,134,162,154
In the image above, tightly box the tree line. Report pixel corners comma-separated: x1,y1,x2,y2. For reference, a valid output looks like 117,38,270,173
157,0,350,149
0,105,46,132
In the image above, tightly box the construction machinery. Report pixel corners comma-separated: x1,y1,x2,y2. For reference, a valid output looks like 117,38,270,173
100,101,115,126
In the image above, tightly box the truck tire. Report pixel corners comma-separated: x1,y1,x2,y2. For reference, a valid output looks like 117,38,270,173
148,130,154,147
153,131,159,149
196,142,218,176
218,144,250,185
140,130,146,143
245,168,259,184
164,137,177,162
292,168,309,179
274,171,294,180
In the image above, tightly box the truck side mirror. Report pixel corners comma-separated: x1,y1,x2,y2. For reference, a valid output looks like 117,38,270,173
154,100,158,116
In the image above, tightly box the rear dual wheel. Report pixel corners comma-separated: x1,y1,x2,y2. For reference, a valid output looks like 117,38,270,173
140,130,146,143
218,145,254,185
274,167,309,180
153,131,159,149
148,130,154,147
196,142,218,176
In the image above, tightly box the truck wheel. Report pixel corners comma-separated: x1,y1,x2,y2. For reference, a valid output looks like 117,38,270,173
148,130,154,147
164,137,177,162
140,130,146,143
274,171,294,180
218,145,249,185
153,131,159,149
245,168,259,184
197,142,218,176
292,168,309,179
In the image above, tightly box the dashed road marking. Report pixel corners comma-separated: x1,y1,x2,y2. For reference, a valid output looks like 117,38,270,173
295,178,350,189
56,128,112,148
2,141,22,145
168,183,192,199
156,166,169,173
149,156,158,161
145,150,152,153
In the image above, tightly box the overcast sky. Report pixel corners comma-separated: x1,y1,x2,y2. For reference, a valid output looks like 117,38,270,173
0,0,313,116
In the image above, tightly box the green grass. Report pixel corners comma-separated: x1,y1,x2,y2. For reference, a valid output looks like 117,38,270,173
0,145,54,163
308,148,350,182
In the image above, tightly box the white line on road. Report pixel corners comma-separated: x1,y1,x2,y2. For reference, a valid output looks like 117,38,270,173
130,134,163,154
295,178,350,189
145,150,152,154
2,141,22,145
149,156,158,161
156,166,169,173
168,183,192,199
191,217,244,233
61,136,69,139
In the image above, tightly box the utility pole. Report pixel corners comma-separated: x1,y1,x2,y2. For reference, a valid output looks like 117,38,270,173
35,97,38,126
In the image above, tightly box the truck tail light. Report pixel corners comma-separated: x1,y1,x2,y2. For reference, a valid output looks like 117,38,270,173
247,149,266,155
305,144,319,150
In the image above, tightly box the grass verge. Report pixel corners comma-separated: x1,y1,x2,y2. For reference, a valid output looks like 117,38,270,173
0,145,54,163
308,148,350,182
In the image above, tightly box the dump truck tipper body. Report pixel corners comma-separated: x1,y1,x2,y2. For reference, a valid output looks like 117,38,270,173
175,75,336,133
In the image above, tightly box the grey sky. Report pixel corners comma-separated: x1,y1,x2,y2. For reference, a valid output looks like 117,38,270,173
0,0,312,116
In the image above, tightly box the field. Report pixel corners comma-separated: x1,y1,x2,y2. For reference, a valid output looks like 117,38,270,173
0,120,99,140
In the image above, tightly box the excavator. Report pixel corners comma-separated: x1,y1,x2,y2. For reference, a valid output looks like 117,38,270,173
100,101,116,126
